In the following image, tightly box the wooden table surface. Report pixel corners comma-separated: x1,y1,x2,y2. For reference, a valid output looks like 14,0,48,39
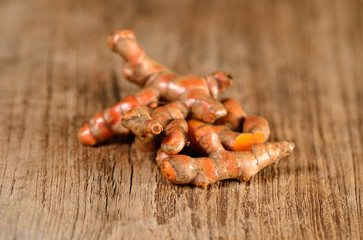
1,0,362,239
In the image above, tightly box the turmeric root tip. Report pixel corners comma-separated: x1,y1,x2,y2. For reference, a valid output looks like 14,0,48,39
78,123,98,146
161,119,188,154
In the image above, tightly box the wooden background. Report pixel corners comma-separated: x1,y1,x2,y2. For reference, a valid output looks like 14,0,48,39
0,0,362,239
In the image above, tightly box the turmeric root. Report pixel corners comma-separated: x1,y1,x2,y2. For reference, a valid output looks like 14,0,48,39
150,101,189,128
215,98,270,151
121,108,163,152
111,29,232,122
122,101,189,153
214,115,270,152
78,30,295,188
243,115,270,140
79,30,232,145
161,119,188,154
78,89,158,145
213,125,265,151
186,97,270,152
215,98,247,131
157,122,294,188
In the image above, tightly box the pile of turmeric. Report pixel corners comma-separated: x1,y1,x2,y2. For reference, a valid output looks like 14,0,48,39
78,30,295,188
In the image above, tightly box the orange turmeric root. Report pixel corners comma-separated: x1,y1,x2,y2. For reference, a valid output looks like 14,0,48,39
243,115,270,140
122,101,189,153
214,98,270,151
213,115,270,151
161,119,188,155
79,30,232,145
186,98,270,152
213,125,265,151
215,98,247,131
120,108,163,152
78,90,158,145
78,30,295,188
157,121,294,188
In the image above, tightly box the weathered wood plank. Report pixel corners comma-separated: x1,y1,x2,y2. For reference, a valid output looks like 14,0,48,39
0,0,362,239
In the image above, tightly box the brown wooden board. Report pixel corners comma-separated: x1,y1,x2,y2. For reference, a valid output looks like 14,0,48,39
0,0,362,239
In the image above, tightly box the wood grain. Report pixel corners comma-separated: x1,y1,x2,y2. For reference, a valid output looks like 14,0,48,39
0,0,362,239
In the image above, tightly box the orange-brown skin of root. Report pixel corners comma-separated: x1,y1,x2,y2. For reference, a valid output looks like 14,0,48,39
79,30,233,146
155,150,171,165
78,95,141,146
188,120,265,153
212,71,233,93
160,161,177,182
196,158,219,187
191,97,227,123
186,119,207,155
159,141,295,188
243,115,270,141
161,132,185,153
88,112,114,141
78,87,161,145
107,30,135,48
108,30,143,68
160,120,294,187
165,77,208,101
122,108,162,136
212,98,265,151
118,95,140,114
216,98,247,131
121,108,163,152
121,103,189,153
161,119,188,154
78,123,98,146
107,104,123,125
150,102,188,131
195,125,224,154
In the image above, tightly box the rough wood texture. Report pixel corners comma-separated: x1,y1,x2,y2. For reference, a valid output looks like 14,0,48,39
0,0,362,239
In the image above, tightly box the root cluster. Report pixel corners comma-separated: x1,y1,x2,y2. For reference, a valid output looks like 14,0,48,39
78,30,295,188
